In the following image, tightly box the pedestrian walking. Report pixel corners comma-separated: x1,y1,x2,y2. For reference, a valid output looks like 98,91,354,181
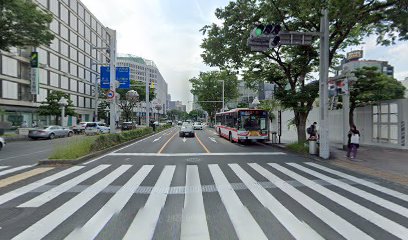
347,125,360,159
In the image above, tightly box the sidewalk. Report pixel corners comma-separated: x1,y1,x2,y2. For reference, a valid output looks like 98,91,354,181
329,143,408,186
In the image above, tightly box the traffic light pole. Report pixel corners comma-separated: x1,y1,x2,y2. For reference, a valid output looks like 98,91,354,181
319,9,330,159
145,68,150,127
107,28,117,134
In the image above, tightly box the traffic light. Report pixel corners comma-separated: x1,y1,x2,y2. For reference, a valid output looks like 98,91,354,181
269,24,281,48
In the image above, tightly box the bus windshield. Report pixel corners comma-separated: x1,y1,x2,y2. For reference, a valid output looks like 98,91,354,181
239,110,267,131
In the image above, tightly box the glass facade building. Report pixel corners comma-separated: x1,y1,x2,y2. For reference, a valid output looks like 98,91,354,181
0,0,111,128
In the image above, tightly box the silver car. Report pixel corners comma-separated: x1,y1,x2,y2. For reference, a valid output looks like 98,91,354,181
28,125,74,140
179,122,195,137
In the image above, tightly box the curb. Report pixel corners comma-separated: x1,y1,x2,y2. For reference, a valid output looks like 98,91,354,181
3,136,30,142
38,127,173,166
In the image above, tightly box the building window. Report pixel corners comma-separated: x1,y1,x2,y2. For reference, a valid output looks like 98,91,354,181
78,3,84,19
19,84,32,101
37,48,48,65
85,97,91,108
85,42,91,55
70,63,77,77
39,68,48,84
37,0,48,8
85,11,91,25
61,76,69,90
49,0,59,16
2,80,18,99
78,67,84,79
50,19,59,34
50,72,59,87
20,62,30,80
70,79,78,92
70,32,77,45
1,56,18,77
85,26,91,42
60,41,69,56
78,52,84,65
60,24,69,40
60,4,69,24
69,0,77,13
37,88,48,102
49,53,59,70
78,37,84,50
85,70,91,82
70,94,77,106
60,58,69,72
85,56,91,68
70,47,78,61
78,81,84,93
85,84,91,95
50,37,59,52
78,96,84,107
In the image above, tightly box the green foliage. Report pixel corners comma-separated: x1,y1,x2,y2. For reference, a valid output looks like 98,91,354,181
287,142,309,154
349,66,406,126
49,136,97,160
190,70,238,120
259,99,280,121
189,109,206,120
167,109,184,120
38,91,76,124
200,0,407,142
0,0,54,50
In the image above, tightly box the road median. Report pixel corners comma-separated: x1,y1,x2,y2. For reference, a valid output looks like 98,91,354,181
39,125,173,165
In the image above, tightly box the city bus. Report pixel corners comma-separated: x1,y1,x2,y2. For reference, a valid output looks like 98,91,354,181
215,108,269,143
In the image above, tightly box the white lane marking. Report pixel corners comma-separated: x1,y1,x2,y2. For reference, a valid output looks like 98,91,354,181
109,152,286,157
183,137,187,143
230,164,324,240
123,165,175,240
249,163,373,240
208,164,267,240
181,165,210,240
0,166,9,170
12,165,131,240
18,165,110,208
153,136,162,142
269,163,408,240
0,150,49,161
65,165,154,240
305,162,408,202
0,165,32,177
0,166,83,206
83,128,175,165
288,163,408,218
209,137,217,143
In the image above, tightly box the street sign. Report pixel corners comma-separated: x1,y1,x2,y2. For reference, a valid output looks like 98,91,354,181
247,30,318,51
107,90,115,98
116,67,130,89
100,66,130,89
30,52,39,68
100,66,110,89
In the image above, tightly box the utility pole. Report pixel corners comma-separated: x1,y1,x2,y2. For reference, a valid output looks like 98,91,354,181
319,8,330,159
145,68,150,127
222,80,225,111
107,28,117,134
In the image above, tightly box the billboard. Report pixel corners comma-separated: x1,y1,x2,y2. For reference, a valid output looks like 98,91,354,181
347,50,363,61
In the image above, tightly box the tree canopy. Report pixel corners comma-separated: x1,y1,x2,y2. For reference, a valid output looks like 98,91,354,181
200,0,408,141
0,0,54,51
38,91,76,125
190,71,238,120
349,66,406,126
189,109,206,121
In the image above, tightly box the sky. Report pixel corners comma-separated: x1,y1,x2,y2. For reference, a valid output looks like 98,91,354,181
81,0,408,111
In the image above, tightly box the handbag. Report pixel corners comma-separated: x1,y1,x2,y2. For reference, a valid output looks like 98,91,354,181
350,133,359,144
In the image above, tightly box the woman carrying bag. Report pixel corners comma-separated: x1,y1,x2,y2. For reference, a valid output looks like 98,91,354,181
347,125,360,159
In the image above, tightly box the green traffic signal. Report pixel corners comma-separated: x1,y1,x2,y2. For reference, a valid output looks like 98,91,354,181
255,28,263,36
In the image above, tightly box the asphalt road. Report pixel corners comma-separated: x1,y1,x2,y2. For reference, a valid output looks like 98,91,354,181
0,135,86,167
0,126,408,240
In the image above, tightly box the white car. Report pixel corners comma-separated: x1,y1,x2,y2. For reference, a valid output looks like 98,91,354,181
72,122,93,134
193,122,203,130
0,137,5,150
85,122,110,135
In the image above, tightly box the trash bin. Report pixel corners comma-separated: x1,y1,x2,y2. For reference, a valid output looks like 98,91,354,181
309,140,317,155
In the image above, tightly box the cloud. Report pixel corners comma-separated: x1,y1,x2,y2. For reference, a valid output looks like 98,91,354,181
81,0,229,111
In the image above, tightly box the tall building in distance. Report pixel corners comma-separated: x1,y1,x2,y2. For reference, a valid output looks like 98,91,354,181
0,0,111,127
117,54,168,115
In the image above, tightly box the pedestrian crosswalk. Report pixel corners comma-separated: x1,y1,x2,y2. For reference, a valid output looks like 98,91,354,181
0,162,407,240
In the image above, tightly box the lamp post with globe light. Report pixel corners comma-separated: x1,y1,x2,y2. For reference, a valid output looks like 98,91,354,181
58,97,68,127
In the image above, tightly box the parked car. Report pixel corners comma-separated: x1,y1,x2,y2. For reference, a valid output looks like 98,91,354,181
28,126,74,140
166,120,173,125
84,122,110,135
0,137,5,150
177,121,183,126
193,122,203,130
72,122,93,134
121,122,136,131
179,122,195,137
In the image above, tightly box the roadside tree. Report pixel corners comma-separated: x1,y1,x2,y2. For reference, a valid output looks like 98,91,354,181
200,0,407,142
38,91,76,125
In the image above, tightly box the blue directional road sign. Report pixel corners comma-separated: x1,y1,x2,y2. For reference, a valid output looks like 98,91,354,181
100,66,110,89
99,66,130,89
116,67,130,89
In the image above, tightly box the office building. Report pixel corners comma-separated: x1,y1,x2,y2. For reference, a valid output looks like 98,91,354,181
117,54,168,118
0,0,111,127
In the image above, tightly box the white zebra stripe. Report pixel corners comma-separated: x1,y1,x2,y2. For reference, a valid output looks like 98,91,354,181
123,165,176,240
0,165,32,177
270,163,408,240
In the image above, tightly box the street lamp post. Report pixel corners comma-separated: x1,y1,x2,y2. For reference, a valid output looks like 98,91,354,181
104,106,110,125
219,80,225,111
58,97,68,127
